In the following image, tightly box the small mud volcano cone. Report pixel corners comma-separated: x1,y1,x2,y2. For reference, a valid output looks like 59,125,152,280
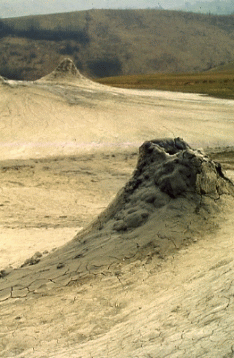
0,75,6,84
38,58,85,83
50,58,82,78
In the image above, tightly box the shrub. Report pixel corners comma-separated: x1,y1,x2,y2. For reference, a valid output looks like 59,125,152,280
0,21,90,45
88,57,122,77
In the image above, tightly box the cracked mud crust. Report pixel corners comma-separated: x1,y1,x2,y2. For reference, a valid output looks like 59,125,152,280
1,56,234,357
0,139,234,357
1,138,233,293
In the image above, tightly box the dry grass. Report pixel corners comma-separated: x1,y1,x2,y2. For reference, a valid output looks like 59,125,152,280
97,70,234,100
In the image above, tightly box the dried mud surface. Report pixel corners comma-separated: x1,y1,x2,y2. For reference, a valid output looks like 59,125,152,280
0,148,233,358
0,63,234,358
0,150,137,268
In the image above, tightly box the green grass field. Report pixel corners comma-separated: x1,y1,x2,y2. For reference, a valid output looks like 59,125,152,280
97,70,234,100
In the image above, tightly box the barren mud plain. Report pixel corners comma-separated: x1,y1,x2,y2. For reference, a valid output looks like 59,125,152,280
0,60,234,357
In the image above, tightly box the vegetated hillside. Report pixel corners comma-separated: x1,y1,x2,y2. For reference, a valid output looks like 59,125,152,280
1,9,234,80
208,59,234,72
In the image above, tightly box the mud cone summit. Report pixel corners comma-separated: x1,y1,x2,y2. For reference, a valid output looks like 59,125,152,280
95,137,234,233
38,58,90,85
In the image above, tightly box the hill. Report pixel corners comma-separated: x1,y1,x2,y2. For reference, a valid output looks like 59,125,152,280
208,59,234,72
1,9,234,80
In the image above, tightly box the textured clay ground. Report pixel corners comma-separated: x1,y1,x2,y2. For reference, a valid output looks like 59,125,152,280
0,66,234,357
0,149,233,358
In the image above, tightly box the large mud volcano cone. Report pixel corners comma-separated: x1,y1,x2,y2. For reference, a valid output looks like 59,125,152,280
63,137,234,269
87,138,234,234
1,138,234,298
